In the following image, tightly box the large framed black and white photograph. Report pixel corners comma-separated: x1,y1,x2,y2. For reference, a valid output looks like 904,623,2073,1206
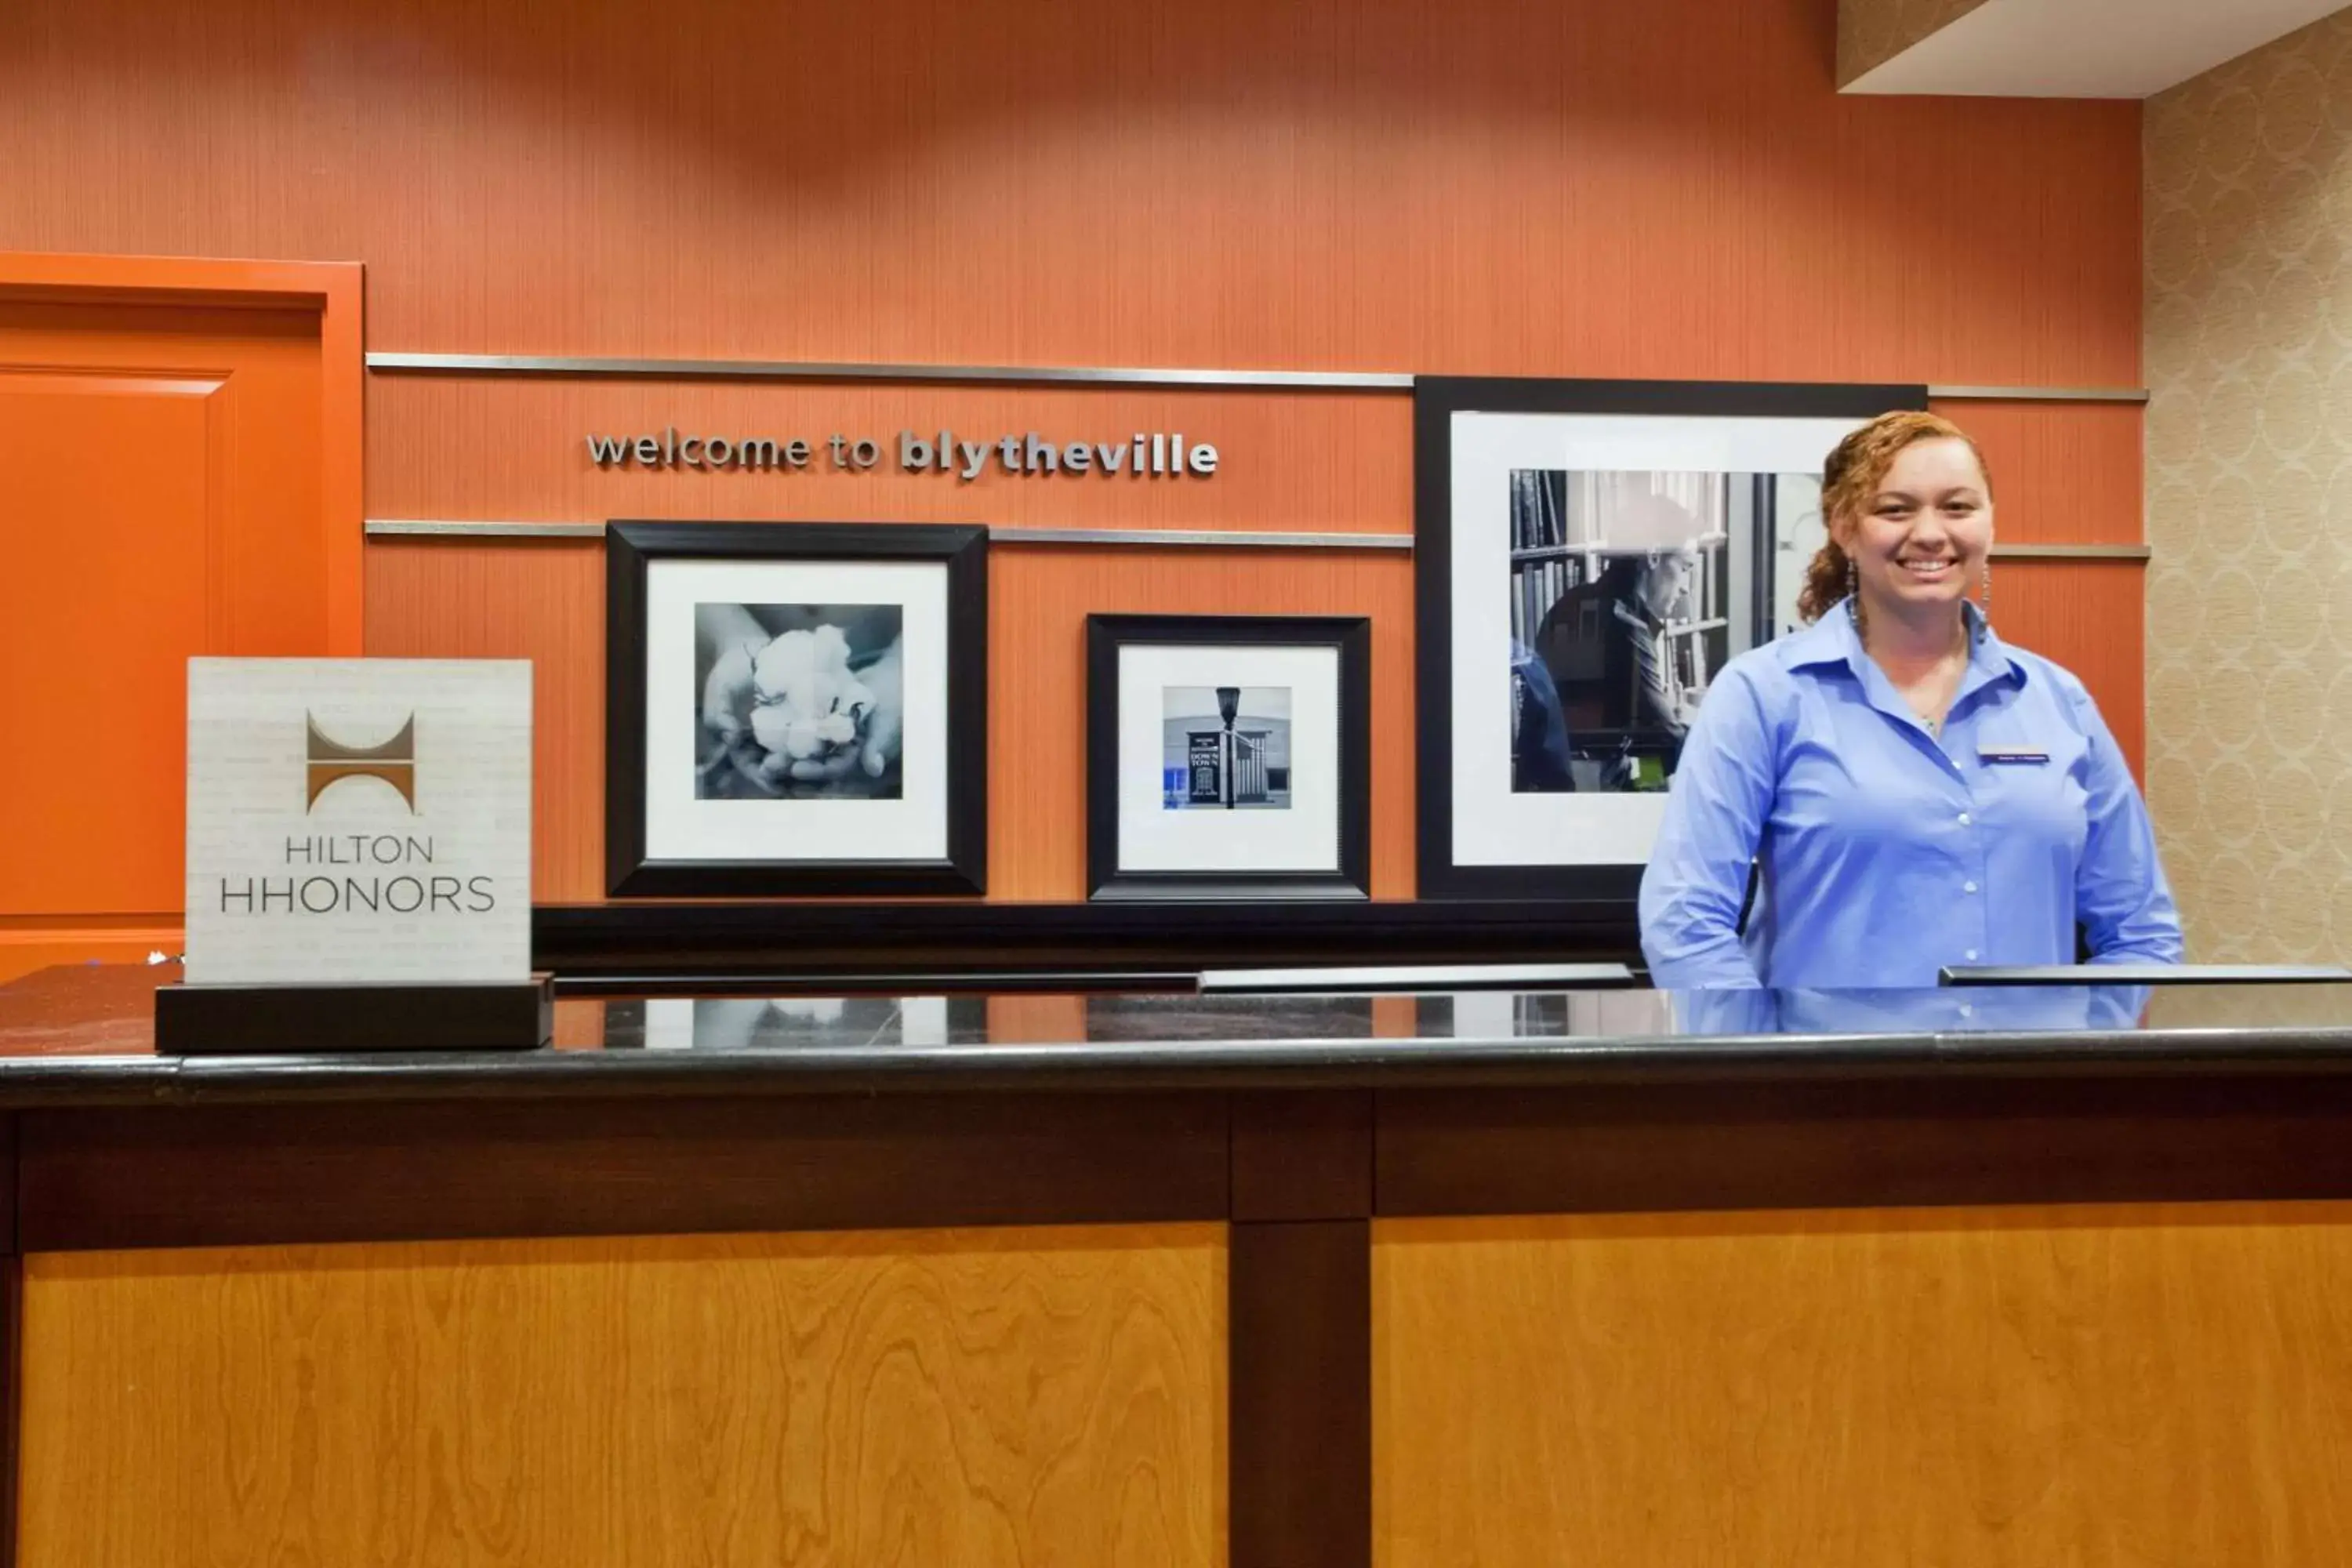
1087,613,1370,901
605,521,987,895
1414,377,1926,900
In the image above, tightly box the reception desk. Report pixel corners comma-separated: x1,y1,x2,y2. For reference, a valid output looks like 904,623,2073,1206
5,969,2352,1566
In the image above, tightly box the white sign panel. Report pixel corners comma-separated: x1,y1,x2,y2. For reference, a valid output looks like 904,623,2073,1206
184,658,532,985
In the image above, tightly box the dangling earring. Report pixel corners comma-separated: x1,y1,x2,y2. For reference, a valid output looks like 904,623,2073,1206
1845,556,1862,634
1976,558,1992,641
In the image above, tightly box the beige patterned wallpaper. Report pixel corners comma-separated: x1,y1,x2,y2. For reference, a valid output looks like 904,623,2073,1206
2145,7,2352,962
1837,0,1993,86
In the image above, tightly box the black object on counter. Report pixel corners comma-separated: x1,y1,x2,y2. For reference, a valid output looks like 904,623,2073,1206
154,976,554,1054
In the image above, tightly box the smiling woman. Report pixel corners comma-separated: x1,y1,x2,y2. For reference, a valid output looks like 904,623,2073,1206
1637,410,2184,989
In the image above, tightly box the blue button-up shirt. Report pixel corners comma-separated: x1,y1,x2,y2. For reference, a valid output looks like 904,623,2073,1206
1638,598,2182,989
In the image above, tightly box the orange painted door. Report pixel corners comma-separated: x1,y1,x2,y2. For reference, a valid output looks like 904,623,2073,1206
0,281,355,981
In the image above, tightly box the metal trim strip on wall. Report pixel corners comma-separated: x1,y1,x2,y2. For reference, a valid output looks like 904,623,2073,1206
365,351,2147,403
367,520,610,539
1926,383,2150,405
1985,542,2151,560
985,527,1413,550
366,352,1413,391
362,520,2151,560
364,520,1416,549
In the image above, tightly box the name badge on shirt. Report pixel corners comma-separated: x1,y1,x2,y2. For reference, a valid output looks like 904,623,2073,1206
1978,746,2050,765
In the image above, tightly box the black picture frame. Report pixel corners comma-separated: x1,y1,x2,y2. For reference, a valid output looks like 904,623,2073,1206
1086,612,1373,902
604,520,989,898
1413,376,1929,902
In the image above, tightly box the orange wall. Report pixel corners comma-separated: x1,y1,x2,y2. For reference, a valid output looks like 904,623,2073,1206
0,0,2143,905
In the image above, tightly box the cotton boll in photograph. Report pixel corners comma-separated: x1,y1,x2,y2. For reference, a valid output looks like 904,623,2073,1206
694,602,906,800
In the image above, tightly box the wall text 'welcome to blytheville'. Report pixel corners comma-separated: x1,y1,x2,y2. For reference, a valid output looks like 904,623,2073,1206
586,428,1219,481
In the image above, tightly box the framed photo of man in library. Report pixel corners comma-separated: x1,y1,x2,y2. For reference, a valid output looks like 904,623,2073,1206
1413,376,1928,900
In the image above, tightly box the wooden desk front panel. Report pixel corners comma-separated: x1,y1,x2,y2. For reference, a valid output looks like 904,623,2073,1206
19,1225,1227,1568
1374,1204,2352,1568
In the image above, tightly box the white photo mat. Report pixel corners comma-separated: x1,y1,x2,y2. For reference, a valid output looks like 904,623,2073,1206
642,557,948,863
1116,642,1343,874
1446,410,1865,867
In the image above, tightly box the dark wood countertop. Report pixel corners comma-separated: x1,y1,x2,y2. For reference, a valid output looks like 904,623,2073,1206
5,964,2352,1109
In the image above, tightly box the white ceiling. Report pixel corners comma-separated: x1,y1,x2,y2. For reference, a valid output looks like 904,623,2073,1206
1845,0,2350,98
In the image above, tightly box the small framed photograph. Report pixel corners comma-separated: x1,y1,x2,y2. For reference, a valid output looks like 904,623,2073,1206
1086,613,1371,902
604,521,987,896
1414,376,1926,900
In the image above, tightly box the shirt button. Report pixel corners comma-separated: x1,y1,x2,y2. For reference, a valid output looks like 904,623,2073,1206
1964,880,1979,894
1958,1004,1974,1018
1958,812,1973,826
1965,949,1979,960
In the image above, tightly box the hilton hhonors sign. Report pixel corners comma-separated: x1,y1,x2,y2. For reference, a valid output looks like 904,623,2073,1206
184,658,532,985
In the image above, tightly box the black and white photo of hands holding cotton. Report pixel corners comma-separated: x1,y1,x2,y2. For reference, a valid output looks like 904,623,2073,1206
695,602,905,800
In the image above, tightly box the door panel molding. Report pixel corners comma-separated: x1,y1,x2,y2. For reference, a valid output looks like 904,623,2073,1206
0,253,363,653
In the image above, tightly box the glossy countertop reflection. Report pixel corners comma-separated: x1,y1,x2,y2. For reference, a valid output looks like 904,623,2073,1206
2,963,2352,1107
603,985,2352,1051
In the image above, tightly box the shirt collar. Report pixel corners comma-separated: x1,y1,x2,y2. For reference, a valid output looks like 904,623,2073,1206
1784,597,2026,694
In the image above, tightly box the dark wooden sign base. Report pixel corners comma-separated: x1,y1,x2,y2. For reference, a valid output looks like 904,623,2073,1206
154,975,554,1055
